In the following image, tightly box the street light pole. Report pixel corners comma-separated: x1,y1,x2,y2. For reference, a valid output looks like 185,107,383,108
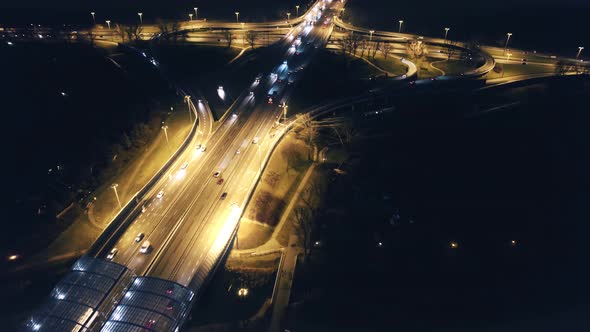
189,13,193,21
296,5,300,16
91,12,96,25
162,125,169,144
398,20,403,33
106,20,111,29
504,32,512,55
138,12,143,25
369,30,374,41
194,7,198,20
111,184,122,209
287,12,291,21
576,46,584,59
502,53,512,78
444,27,450,40
235,12,240,23
184,95,193,122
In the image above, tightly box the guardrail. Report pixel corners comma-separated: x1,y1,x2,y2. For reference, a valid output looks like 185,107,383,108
89,98,199,258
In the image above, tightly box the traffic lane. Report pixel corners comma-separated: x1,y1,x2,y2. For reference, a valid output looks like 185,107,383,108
122,100,259,273
148,101,277,279
129,97,266,275
169,106,281,285
110,95,257,267
173,107,281,285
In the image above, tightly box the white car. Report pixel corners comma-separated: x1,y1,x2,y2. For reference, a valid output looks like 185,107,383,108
156,190,164,199
140,241,151,254
213,171,221,178
107,248,118,260
135,233,144,242
236,149,241,154
200,146,207,152
252,137,259,144
196,144,202,150
180,162,189,170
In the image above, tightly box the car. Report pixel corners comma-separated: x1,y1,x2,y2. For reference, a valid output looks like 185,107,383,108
249,91,254,96
107,248,118,260
220,192,228,200
252,137,259,144
197,99,203,104
166,300,174,310
156,190,164,199
166,286,174,294
180,162,189,170
213,171,221,178
232,113,238,118
236,149,241,154
135,233,144,242
146,319,156,329
140,241,151,254
141,198,153,213
200,146,207,152
255,78,260,84
196,144,201,150
283,60,288,65
217,178,224,185
267,96,273,104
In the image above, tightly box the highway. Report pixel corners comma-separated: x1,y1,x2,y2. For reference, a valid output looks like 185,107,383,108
100,0,346,290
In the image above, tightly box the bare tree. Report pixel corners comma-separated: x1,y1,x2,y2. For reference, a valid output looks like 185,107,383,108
294,206,313,257
245,30,257,49
359,39,369,57
296,114,319,161
222,30,234,48
371,41,380,59
407,38,427,59
555,61,569,76
282,143,301,174
379,42,392,60
124,24,143,42
115,24,127,42
86,30,97,46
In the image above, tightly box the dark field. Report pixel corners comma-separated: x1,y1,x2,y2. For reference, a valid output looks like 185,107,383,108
291,76,590,331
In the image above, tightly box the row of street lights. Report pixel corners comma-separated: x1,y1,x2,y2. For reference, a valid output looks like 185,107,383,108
92,3,303,27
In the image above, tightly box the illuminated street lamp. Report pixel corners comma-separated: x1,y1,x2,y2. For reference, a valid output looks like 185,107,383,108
241,22,245,29
106,20,111,29
296,5,300,16
7,254,20,262
369,29,375,41
235,12,240,23
90,12,96,25
444,27,450,40
450,241,459,249
194,7,198,20
138,12,143,25
237,288,249,297
189,13,193,21
504,32,512,55
398,20,403,33
287,12,291,21
111,183,121,209
576,46,584,59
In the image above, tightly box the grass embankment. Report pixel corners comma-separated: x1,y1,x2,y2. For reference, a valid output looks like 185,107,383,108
485,63,555,79
237,133,311,249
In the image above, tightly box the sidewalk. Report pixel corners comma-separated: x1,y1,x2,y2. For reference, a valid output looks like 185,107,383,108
268,235,301,332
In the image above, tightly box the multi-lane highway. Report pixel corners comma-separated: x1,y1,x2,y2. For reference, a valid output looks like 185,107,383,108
24,1,346,331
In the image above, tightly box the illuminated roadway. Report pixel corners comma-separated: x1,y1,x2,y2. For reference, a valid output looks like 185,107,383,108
101,0,344,289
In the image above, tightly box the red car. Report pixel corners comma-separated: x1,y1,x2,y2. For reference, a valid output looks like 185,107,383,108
217,178,224,185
